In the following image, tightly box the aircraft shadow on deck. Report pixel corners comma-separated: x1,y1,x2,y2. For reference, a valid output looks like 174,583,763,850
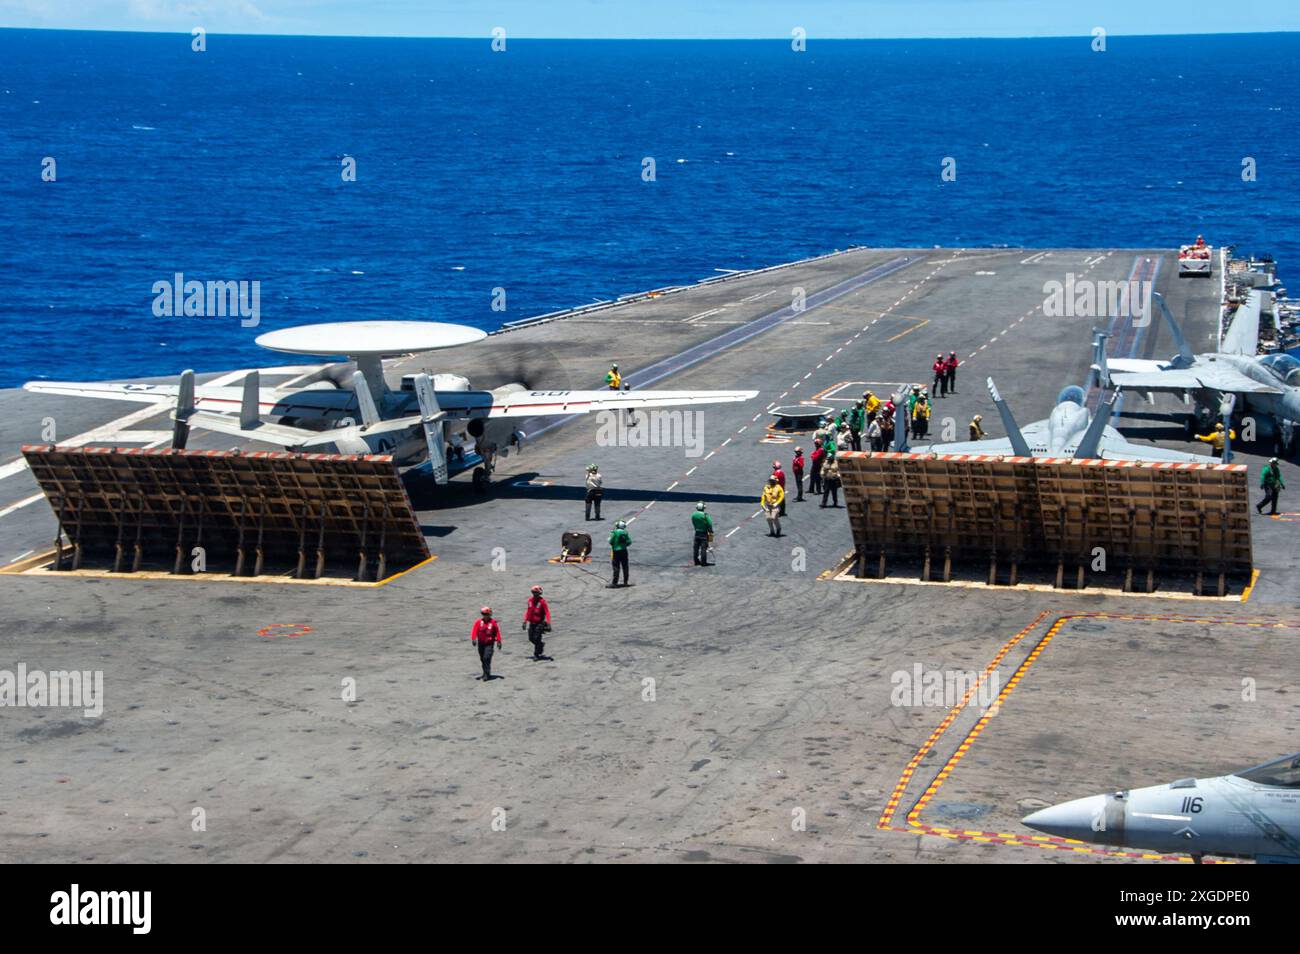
406,471,758,514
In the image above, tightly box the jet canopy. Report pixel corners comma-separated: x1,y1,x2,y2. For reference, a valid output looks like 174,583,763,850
1259,352,1300,387
1235,753,1300,788
1056,385,1087,406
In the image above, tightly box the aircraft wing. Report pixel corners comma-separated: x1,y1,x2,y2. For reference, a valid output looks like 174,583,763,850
1097,437,1217,464
484,389,759,419
187,410,420,449
1106,358,1170,375
1109,368,1282,395
25,380,183,405
23,380,325,414
915,438,1018,456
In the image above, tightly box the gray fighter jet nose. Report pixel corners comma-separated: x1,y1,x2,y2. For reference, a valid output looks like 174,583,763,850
1022,794,1107,838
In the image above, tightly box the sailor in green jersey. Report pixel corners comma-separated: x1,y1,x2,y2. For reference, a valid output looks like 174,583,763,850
691,502,714,566
609,519,631,587
1258,457,1286,515
848,401,865,451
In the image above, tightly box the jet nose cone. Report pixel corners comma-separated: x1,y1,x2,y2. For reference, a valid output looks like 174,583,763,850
1022,794,1107,839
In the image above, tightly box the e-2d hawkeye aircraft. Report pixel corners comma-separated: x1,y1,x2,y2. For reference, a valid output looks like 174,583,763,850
1022,753,1300,863
24,321,758,488
1101,289,1300,449
900,370,1217,463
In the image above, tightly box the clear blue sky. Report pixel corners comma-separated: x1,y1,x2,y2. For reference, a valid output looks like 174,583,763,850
2,0,1298,39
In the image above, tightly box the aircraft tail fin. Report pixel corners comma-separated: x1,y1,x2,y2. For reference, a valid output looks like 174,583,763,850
1152,292,1195,367
987,377,1033,457
352,371,382,428
240,370,260,430
1089,330,1111,389
1220,393,1236,463
892,383,910,451
1074,388,1119,459
172,369,195,449
412,373,449,483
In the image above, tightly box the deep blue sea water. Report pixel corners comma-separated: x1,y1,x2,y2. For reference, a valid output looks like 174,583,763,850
1,29,1298,387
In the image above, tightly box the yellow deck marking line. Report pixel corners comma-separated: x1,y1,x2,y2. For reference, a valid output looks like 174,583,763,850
884,319,930,343
878,610,1300,862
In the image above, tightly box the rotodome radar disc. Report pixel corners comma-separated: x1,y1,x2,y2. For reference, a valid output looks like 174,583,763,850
255,321,487,356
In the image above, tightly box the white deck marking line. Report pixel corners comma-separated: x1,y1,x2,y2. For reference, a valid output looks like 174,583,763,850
7,549,34,564
665,482,678,491
644,500,656,510
685,466,697,476
0,458,29,480
0,493,44,520
704,451,716,460
725,526,741,538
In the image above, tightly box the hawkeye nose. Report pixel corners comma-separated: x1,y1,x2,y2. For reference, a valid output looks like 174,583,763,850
1022,794,1108,839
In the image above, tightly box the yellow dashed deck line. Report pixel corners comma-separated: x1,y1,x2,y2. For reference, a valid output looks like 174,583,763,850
878,610,1300,863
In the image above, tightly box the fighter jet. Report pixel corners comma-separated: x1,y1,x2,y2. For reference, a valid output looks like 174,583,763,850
1023,753,1300,863
1102,290,1300,449
899,374,1217,463
24,320,757,489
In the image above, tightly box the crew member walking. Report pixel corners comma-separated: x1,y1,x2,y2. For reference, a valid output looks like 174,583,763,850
471,606,501,681
1258,458,1286,515
761,476,785,537
944,352,959,393
692,502,714,566
585,464,604,521
969,414,986,441
523,586,551,660
932,355,947,397
772,460,787,515
604,363,621,390
792,447,806,501
609,519,631,586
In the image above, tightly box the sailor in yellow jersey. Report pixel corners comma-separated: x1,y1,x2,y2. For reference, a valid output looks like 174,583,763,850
761,476,785,537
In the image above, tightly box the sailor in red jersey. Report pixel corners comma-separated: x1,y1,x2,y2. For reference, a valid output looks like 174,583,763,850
523,585,552,660
471,606,501,681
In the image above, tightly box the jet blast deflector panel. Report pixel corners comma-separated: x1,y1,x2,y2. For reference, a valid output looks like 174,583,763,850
837,452,1252,595
20,446,430,583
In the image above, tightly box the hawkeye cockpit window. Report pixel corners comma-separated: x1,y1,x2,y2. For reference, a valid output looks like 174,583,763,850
1236,753,1300,787
1259,353,1300,386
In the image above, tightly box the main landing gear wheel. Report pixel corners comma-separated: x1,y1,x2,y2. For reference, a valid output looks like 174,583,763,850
472,466,490,494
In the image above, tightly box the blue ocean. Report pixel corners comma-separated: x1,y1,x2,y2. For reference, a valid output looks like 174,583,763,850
1,29,1298,387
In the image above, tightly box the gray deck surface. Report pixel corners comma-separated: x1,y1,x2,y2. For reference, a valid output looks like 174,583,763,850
1,246,1295,863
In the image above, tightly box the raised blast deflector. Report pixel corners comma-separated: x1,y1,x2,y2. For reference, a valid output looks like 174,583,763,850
21,445,430,582
837,452,1252,595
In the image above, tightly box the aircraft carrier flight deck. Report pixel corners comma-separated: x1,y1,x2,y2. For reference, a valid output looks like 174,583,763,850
1,246,1296,864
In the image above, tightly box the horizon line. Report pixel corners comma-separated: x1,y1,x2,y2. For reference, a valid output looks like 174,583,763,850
3,25,1298,42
